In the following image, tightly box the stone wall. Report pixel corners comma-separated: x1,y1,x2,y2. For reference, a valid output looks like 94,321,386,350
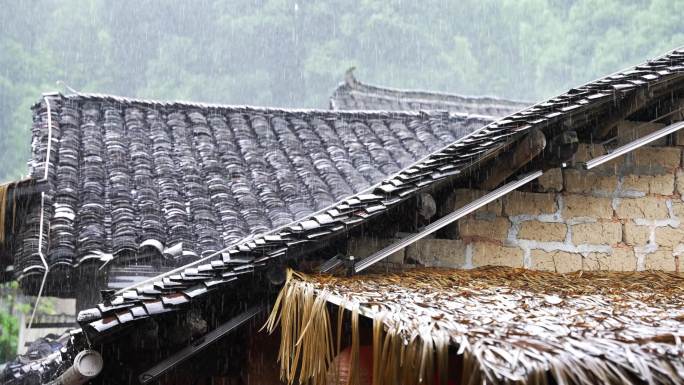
380,121,684,273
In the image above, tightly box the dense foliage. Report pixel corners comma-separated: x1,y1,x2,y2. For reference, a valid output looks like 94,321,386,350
0,283,55,362
0,283,26,362
0,310,19,362
0,0,682,183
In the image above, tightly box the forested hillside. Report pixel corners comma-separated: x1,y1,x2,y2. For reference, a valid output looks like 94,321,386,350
1,0,682,182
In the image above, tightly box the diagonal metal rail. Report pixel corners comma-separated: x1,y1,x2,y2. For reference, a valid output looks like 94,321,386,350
354,170,544,273
584,121,684,170
318,255,345,273
138,305,264,384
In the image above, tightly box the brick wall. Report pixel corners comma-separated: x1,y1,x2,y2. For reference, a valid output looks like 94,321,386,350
395,121,684,273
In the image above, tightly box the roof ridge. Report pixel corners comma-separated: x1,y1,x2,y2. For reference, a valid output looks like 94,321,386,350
35,92,496,122
336,74,531,106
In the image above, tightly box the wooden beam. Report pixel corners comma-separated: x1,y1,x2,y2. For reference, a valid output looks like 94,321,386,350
594,76,684,140
668,98,684,125
480,129,546,190
596,88,652,139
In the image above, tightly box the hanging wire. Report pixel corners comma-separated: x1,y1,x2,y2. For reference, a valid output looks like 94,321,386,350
56,80,79,95
27,94,54,330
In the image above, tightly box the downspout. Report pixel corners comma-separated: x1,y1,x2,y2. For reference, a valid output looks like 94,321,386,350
46,350,103,385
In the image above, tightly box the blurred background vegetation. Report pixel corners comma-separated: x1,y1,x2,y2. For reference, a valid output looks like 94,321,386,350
0,283,55,362
0,0,683,183
0,283,23,362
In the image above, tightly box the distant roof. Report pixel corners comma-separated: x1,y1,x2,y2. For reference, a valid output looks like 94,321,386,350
7,96,490,287
330,68,530,117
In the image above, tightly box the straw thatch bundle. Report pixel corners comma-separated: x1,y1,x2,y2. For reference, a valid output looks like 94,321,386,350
0,179,26,245
0,181,11,244
266,267,684,385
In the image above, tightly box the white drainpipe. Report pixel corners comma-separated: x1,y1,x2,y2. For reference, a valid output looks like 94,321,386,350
46,350,103,385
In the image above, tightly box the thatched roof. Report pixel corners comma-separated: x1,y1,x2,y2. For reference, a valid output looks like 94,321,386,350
267,267,684,385
330,69,530,117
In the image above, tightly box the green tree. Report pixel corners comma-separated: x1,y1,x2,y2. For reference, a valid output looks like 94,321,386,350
0,283,26,361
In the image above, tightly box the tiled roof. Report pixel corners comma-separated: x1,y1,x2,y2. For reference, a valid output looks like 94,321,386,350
77,47,684,338
330,70,530,117
13,99,490,284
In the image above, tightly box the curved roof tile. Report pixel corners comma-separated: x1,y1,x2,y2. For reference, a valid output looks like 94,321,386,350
13,101,491,284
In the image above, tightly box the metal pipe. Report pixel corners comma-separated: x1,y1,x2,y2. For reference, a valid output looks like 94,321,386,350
47,350,103,385
318,255,344,273
584,121,684,170
354,170,543,273
138,305,263,384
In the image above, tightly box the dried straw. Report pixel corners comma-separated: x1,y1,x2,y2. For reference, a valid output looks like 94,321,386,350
264,269,336,385
266,269,451,385
0,181,9,244
267,267,684,385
